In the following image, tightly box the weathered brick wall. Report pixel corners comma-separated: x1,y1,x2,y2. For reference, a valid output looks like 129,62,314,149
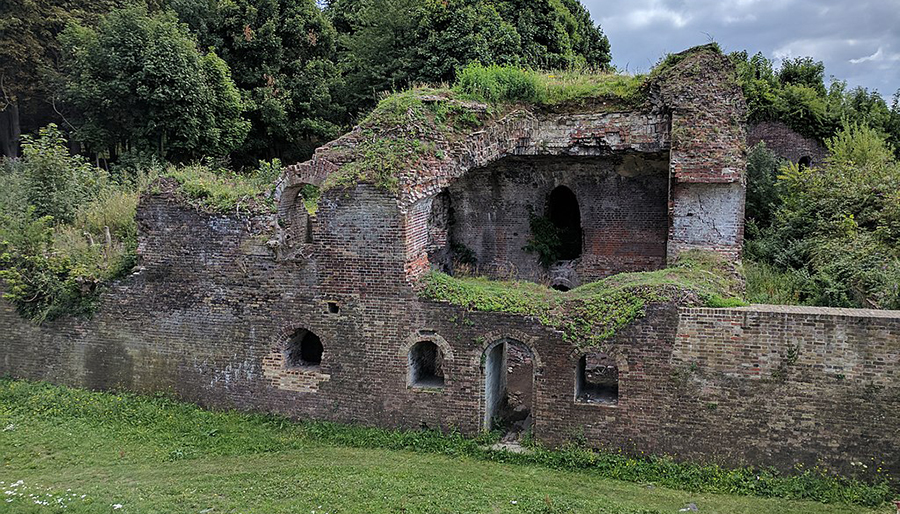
2,194,899,480
748,121,827,167
655,47,747,262
447,154,669,284
5,47,893,482
669,305,900,476
278,47,746,283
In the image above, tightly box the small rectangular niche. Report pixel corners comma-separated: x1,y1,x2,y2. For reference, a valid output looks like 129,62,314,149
576,353,618,405
326,301,340,314
408,341,445,389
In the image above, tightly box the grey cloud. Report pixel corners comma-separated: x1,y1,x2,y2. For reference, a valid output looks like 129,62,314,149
585,0,900,98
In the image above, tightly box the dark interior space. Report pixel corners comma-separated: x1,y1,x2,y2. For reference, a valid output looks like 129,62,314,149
409,341,445,387
286,329,323,367
547,185,582,260
576,353,618,404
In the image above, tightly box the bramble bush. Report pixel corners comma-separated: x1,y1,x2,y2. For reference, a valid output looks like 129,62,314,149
746,122,900,309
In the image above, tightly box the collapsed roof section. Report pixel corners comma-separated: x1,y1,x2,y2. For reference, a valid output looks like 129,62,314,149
275,44,747,277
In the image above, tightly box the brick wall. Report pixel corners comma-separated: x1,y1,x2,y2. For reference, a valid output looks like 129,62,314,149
2,193,898,480
747,121,827,167
5,48,891,482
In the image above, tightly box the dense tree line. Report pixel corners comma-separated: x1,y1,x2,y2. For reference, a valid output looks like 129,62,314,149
1,0,611,165
731,51,900,154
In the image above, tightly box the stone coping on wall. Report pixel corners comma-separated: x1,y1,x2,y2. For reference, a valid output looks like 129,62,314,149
681,303,900,319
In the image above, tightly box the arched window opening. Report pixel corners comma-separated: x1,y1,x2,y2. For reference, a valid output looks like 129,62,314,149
547,186,582,260
409,341,445,388
285,328,323,367
798,156,811,169
576,353,618,404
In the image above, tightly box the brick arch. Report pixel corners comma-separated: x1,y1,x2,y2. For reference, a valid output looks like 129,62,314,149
399,330,455,362
262,325,331,393
476,329,543,371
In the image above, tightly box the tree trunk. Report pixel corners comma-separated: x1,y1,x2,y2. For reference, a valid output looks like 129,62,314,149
0,103,21,158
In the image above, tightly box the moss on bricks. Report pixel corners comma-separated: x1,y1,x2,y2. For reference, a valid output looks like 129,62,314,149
419,250,746,347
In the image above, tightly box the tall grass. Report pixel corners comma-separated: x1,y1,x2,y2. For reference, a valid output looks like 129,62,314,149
454,63,645,106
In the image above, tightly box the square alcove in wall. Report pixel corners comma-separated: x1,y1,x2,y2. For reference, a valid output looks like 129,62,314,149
575,352,618,405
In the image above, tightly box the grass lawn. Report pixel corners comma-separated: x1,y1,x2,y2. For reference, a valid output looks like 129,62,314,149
0,380,894,514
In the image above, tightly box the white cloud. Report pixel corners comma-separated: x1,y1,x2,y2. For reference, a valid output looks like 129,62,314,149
624,8,691,29
850,47,883,64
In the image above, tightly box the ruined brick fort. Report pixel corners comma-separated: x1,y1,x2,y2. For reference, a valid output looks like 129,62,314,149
2,46,898,479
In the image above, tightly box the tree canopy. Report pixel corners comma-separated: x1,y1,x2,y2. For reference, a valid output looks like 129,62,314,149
59,6,248,161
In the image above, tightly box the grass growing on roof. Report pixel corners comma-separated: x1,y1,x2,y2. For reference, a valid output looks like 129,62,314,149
322,66,646,193
164,162,279,214
419,251,746,347
0,379,893,513
454,63,645,107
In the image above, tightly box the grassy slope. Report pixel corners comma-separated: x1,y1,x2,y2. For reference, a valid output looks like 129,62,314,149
420,251,746,347
0,381,892,514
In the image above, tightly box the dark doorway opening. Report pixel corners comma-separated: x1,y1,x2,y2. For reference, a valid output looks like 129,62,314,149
286,329,323,367
483,339,535,440
547,186,582,260
798,155,811,169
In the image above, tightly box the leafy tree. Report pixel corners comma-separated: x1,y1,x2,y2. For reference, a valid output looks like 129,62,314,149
21,124,106,223
772,84,829,140
777,56,826,95
335,0,610,116
744,142,782,229
59,6,249,161
731,51,778,124
207,0,344,164
0,0,134,157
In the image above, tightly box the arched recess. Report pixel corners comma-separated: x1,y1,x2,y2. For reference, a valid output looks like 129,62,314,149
480,336,541,434
400,331,454,389
286,328,323,367
426,190,452,272
798,155,811,169
547,185,582,260
262,325,331,393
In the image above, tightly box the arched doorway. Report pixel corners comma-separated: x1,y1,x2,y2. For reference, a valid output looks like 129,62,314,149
483,339,535,439
547,185,582,260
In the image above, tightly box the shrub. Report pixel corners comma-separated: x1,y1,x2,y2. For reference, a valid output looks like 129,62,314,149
0,125,145,322
21,124,107,224
746,123,900,309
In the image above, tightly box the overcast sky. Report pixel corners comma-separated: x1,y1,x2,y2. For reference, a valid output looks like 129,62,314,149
586,0,900,100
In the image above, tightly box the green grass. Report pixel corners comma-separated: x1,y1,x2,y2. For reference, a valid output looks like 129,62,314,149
164,163,278,214
744,260,810,305
0,379,894,513
454,63,645,107
419,251,747,347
